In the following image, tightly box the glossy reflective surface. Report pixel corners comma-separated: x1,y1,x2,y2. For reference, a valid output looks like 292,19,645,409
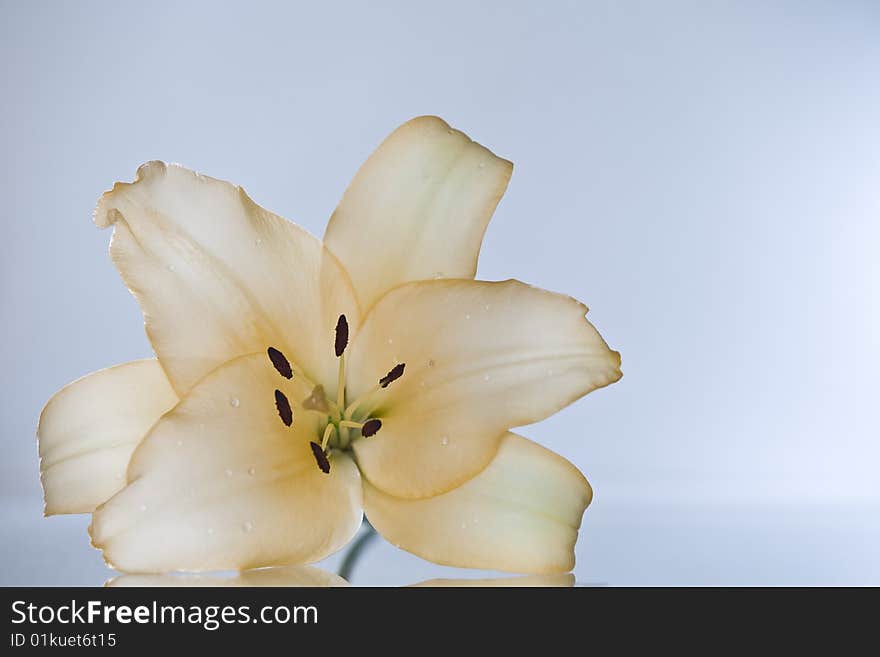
4,499,877,586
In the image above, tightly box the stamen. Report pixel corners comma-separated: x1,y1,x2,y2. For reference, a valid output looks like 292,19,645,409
335,315,349,358
379,363,406,388
274,390,293,427
267,347,293,379
302,384,329,413
309,442,331,474
337,354,346,411
320,423,335,451
342,363,406,420
334,314,349,412
343,385,378,419
361,418,382,437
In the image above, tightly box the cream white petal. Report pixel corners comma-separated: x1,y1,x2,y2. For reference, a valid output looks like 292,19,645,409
96,161,359,396
38,359,177,515
365,433,592,574
90,354,362,573
107,565,347,587
348,279,621,498
324,116,513,311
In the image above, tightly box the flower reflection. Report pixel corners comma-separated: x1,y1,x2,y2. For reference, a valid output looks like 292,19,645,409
106,566,573,587
411,573,574,587
107,565,347,587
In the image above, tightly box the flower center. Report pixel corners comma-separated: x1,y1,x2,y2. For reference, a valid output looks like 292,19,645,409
265,314,405,474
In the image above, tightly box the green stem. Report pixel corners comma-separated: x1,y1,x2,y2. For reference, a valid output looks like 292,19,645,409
337,520,377,582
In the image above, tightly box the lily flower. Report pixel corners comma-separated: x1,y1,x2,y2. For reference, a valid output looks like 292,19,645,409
38,116,621,574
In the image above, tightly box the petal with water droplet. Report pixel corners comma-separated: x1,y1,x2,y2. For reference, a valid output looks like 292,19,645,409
38,359,177,515
324,116,512,311
364,433,591,574
349,279,621,499
96,161,360,396
91,354,362,573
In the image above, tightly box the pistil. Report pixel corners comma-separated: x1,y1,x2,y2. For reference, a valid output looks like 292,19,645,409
302,384,329,413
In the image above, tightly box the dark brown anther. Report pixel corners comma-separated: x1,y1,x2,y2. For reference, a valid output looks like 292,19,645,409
379,362,406,388
310,442,331,474
274,389,293,427
361,418,382,437
267,347,293,379
335,315,349,358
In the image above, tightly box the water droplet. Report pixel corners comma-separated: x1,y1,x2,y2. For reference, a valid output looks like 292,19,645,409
428,359,435,367
254,238,262,245
167,264,175,272
198,423,205,431
478,162,486,169
139,504,147,512
207,527,215,536
465,314,471,320
419,380,426,388
431,271,444,279
483,374,491,382
447,129,455,135
242,521,253,533
229,397,240,408
176,439,183,447
547,369,554,377
387,338,393,345
440,436,449,447
484,304,491,311
224,468,233,478
473,516,480,524
247,467,256,476
460,522,467,530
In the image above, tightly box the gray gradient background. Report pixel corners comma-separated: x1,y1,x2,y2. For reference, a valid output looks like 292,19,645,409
2,0,878,585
